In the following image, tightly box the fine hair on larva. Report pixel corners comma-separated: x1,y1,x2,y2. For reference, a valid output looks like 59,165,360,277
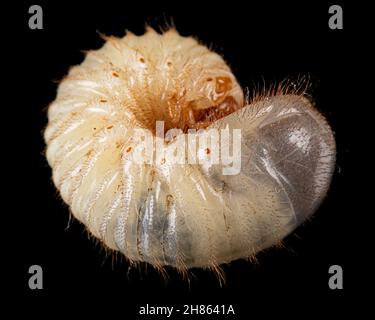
44,27,336,282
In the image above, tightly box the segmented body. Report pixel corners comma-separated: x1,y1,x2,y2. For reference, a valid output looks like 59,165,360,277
45,28,335,270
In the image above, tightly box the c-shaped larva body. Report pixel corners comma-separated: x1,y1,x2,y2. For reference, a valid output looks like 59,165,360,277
44,28,335,270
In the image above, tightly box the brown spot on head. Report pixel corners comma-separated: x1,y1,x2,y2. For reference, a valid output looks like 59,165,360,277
112,71,119,77
139,57,145,63
126,146,132,153
191,96,239,129
205,148,211,155
215,76,232,94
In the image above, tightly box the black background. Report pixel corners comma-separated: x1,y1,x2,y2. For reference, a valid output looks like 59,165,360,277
5,0,364,317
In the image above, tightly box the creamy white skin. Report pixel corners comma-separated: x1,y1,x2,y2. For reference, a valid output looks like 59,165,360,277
44,28,335,270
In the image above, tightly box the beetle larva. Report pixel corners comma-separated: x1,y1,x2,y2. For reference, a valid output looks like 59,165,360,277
44,28,335,271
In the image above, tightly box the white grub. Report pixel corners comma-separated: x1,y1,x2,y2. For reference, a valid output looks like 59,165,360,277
45,28,335,275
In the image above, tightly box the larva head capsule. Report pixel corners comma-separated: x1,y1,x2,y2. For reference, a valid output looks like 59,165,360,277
44,28,336,273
